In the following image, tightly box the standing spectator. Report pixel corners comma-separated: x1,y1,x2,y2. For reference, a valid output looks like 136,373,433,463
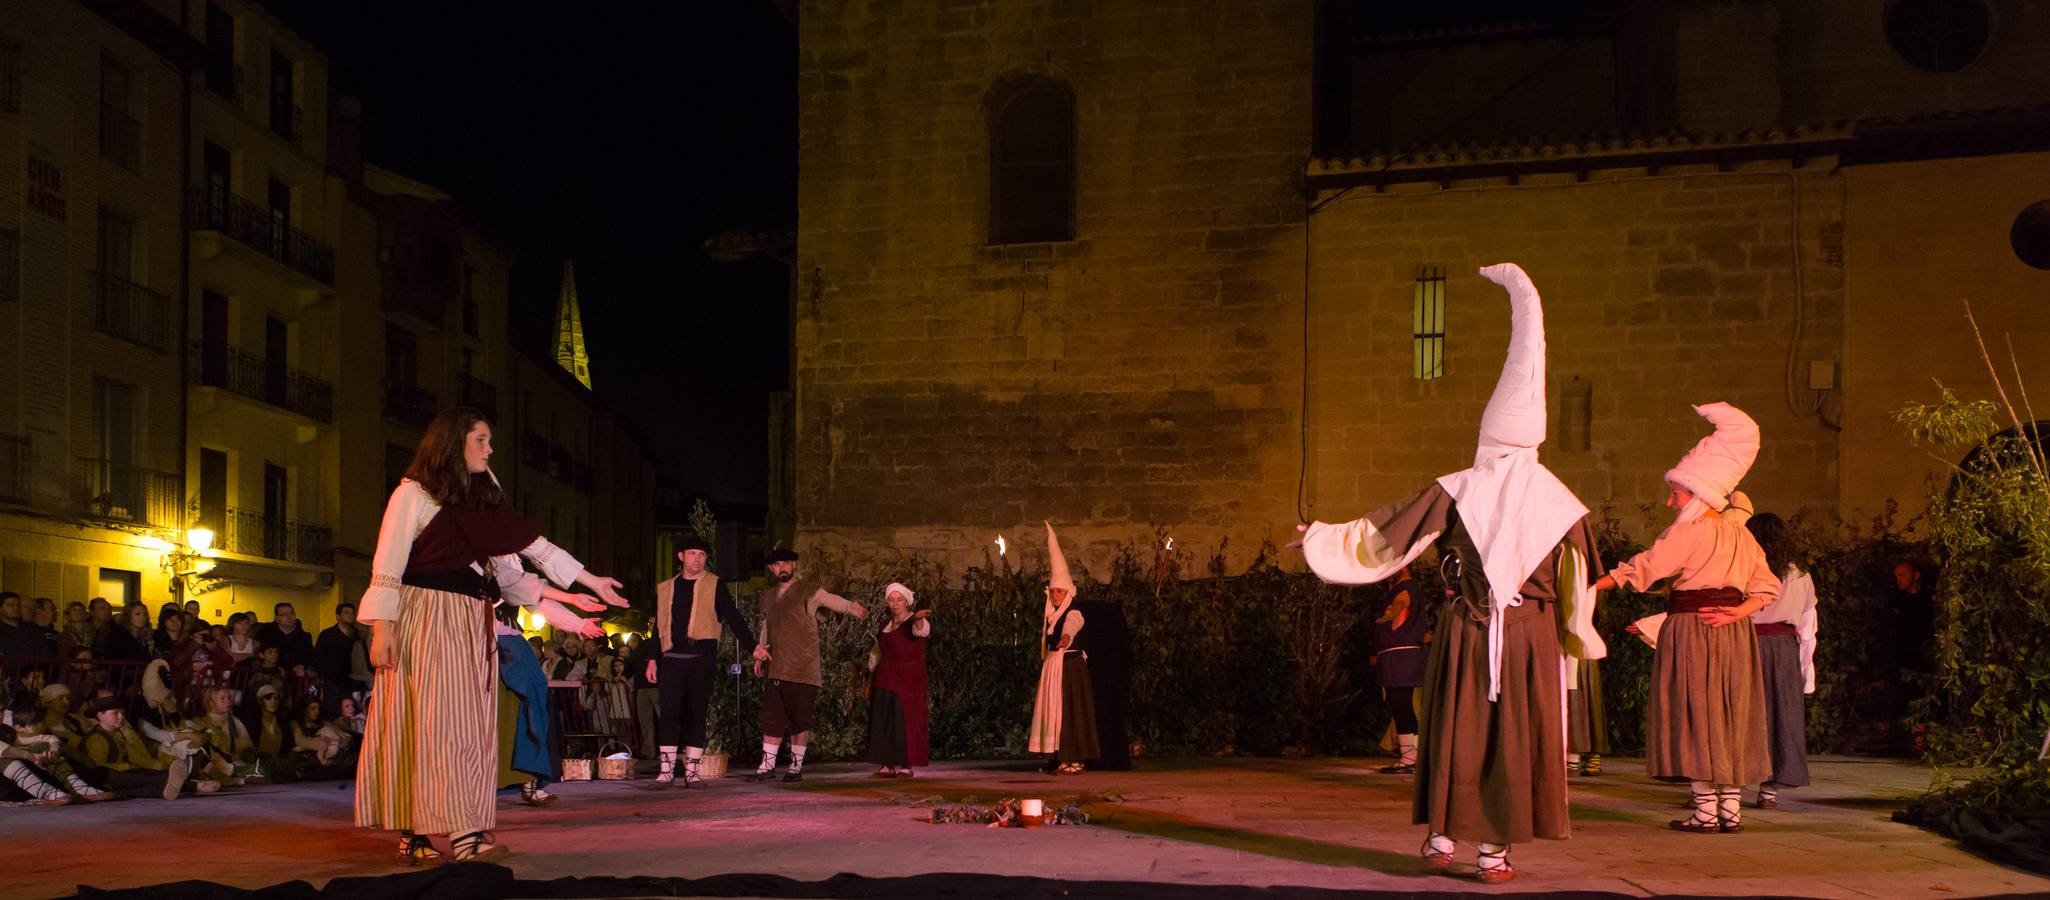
0,593,48,672
315,603,369,703
183,599,209,632
58,602,95,659
222,613,260,664
240,644,287,687
96,605,156,664
551,635,588,681
255,603,314,673
27,598,61,654
628,630,660,760
86,597,115,638
154,611,193,658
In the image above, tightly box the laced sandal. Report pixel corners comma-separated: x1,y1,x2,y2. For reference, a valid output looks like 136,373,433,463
395,833,442,868
1055,762,1086,775
895,768,915,778
521,782,558,807
654,750,678,787
1379,762,1415,774
1580,753,1603,776
1670,789,1722,834
873,768,896,778
683,757,705,788
781,768,805,782
449,830,509,863
1418,836,1455,875
1717,789,1745,833
1475,848,1517,884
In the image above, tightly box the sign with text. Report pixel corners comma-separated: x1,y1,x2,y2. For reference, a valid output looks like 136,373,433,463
27,153,66,222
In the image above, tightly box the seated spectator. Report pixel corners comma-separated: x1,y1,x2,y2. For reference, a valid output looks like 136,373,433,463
3,693,110,803
170,629,231,698
36,683,88,750
75,694,210,800
191,686,254,782
332,695,365,740
130,661,207,762
96,604,156,664
240,643,287,685
238,682,299,782
221,613,260,665
63,649,101,698
287,697,355,778
253,603,314,673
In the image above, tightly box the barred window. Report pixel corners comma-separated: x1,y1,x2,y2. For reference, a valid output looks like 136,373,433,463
1412,265,1446,380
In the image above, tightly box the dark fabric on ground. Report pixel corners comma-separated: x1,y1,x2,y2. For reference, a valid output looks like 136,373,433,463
78,863,1984,900
1896,799,2050,876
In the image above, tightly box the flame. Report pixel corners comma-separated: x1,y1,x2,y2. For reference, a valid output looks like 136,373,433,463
1164,536,1175,551
995,534,1008,557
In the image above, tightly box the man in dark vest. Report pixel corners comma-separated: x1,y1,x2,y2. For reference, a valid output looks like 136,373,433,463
746,547,866,782
648,535,759,787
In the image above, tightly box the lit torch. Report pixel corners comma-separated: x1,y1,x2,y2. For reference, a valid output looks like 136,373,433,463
995,534,1007,557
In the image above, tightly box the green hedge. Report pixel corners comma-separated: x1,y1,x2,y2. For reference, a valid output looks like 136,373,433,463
691,518,1944,764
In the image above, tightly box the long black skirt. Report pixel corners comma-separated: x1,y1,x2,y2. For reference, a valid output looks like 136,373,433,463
1757,632,1811,788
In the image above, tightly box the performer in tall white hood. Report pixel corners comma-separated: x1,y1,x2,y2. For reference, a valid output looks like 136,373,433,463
1297,263,1604,884
1594,403,1779,834
1028,522,1101,775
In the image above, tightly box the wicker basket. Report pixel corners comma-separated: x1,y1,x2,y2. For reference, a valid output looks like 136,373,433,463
560,757,594,782
698,752,728,780
595,742,635,781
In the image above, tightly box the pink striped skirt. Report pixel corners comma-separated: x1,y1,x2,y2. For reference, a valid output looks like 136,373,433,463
354,586,496,835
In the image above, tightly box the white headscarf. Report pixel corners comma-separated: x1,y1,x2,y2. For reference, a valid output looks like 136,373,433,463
1664,402,1761,523
883,582,916,608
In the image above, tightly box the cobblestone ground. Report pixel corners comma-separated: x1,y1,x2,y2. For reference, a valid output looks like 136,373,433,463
8,756,2046,898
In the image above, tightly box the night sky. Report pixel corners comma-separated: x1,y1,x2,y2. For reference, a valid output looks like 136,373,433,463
268,1,797,508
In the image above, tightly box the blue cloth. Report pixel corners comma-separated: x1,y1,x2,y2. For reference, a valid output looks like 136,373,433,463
498,633,556,782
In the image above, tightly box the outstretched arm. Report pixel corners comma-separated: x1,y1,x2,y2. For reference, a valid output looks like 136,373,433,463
813,590,867,620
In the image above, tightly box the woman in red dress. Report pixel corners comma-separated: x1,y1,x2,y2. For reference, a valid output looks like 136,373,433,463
865,582,930,777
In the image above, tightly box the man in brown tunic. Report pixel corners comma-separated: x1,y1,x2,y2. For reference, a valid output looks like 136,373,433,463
745,547,866,782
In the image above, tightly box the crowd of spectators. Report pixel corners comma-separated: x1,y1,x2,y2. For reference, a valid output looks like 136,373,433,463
1,591,647,807
0,592,369,806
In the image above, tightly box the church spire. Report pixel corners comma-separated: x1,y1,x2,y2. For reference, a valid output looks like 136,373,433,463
553,260,592,389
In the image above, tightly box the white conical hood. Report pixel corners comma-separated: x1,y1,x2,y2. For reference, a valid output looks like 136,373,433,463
1474,262,1548,462
1044,521,1075,597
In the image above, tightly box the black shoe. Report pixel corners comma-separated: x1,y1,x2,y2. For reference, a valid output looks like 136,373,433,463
782,770,804,782
1378,763,1416,774
744,770,775,783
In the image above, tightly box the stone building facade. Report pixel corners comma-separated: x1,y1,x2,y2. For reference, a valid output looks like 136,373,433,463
800,0,2050,575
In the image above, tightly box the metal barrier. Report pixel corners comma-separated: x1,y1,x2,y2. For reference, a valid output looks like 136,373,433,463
2,654,321,715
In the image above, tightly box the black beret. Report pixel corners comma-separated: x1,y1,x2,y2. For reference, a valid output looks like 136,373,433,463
766,547,800,563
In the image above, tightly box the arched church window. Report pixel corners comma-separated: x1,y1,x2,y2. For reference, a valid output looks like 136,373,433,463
987,74,1075,245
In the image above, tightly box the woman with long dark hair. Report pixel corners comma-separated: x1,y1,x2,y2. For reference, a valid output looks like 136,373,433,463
96,604,155,663
356,407,627,866
1740,508,1816,810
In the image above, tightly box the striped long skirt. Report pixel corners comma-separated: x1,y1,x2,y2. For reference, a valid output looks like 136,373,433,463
355,586,496,835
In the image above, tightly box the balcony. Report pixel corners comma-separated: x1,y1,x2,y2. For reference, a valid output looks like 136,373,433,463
0,435,26,503
95,272,172,352
382,382,438,431
188,341,333,423
189,188,334,285
75,459,179,527
220,506,331,566
457,374,497,420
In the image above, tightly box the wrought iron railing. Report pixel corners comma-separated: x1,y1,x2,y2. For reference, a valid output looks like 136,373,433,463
382,382,438,431
189,188,334,284
187,340,333,423
75,458,180,527
221,506,331,566
95,272,172,352
0,434,27,503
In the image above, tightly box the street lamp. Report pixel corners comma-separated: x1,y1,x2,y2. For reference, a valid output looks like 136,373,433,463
163,528,219,603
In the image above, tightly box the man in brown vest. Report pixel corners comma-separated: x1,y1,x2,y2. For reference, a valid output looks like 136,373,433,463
745,547,866,782
648,535,759,787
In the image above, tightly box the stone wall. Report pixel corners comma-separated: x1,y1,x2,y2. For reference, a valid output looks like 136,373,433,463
1304,165,1846,535
796,0,1315,572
